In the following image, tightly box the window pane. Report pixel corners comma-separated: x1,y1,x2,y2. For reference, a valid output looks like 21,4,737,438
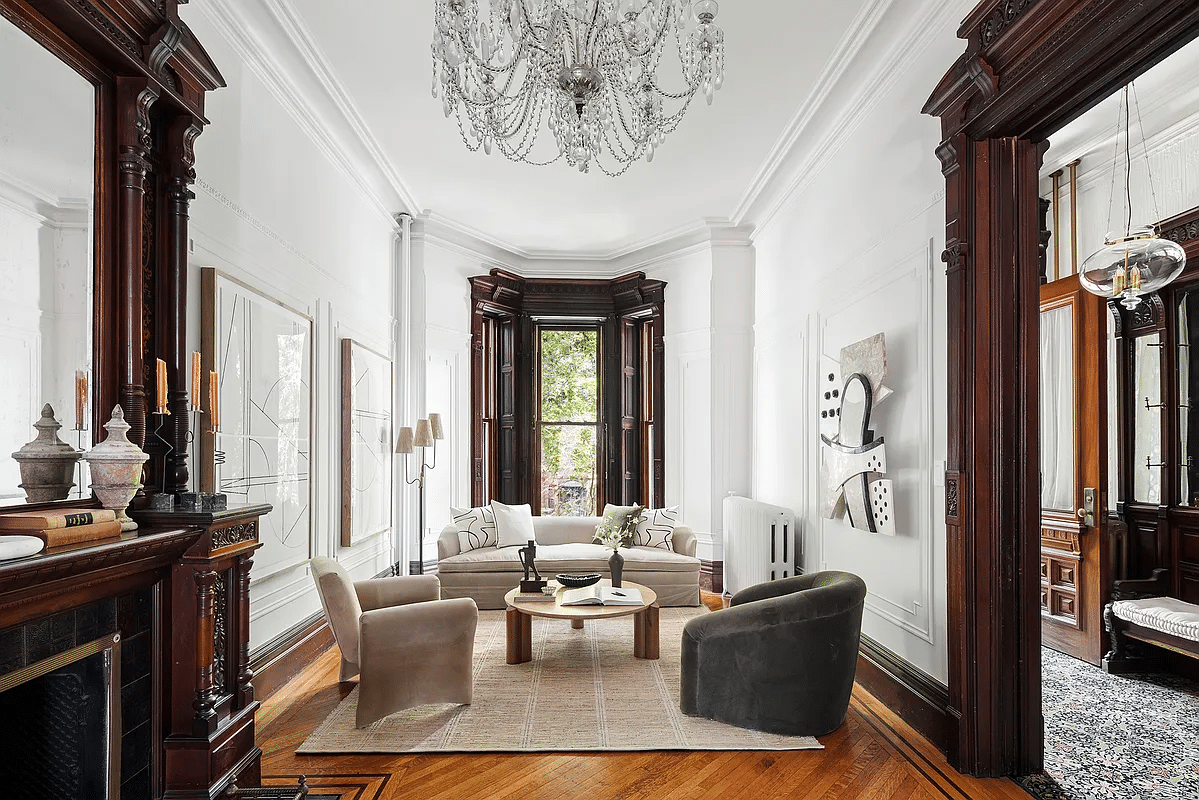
540,423,596,516
540,329,598,422
1133,333,1162,504
1040,304,1075,510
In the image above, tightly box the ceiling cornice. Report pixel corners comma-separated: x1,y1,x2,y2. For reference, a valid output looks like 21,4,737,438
193,0,417,225
729,0,896,224
735,0,969,237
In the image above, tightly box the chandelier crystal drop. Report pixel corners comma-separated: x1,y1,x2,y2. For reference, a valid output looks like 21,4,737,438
431,0,725,175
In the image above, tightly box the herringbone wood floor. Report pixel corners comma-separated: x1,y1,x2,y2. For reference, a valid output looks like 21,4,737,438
257,594,1033,800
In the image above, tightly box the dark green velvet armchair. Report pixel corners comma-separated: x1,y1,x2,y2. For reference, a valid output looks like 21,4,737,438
680,571,867,736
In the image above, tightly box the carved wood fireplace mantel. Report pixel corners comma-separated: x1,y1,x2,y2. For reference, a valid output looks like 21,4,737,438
0,503,271,799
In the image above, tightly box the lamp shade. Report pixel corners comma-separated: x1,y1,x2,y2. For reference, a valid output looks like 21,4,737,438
414,418,433,448
396,426,414,454
1080,227,1187,310
428,412,444,441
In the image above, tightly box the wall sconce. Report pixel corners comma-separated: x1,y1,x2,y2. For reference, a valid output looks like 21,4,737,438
397,412,444,574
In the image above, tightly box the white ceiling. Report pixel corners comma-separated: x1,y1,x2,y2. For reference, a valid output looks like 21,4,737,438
270,0,874,257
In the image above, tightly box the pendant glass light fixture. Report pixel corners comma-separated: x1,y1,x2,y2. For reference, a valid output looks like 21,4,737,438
430,0,725,175
1078,84,1186,309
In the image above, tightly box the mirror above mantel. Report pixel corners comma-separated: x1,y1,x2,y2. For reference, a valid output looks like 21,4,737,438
0,12,95,506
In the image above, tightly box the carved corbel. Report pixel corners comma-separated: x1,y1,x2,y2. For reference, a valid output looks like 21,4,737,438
147,21,184,89
942,242,970,275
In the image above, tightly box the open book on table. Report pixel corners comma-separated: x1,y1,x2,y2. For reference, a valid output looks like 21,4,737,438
560,585,644,606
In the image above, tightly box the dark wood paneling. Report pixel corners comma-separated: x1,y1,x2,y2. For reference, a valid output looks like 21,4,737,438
855,634,952,756
698,559,723,594
249,613,334,703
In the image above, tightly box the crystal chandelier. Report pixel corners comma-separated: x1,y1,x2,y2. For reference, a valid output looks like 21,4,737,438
431,0,725,174
1079,83,1185,309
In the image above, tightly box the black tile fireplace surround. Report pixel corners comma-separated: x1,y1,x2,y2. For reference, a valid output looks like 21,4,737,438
0,590,154,800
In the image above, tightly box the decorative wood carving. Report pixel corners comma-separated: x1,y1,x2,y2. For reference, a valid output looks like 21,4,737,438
925,0,1199,778
213,569,228,695
213,522,258,551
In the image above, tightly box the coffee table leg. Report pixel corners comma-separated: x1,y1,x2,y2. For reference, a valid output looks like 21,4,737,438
634,604,660,659
506,607,532,664
571,618,584,630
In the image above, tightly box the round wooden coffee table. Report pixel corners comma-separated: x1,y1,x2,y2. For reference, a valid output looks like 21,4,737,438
503,580,659,665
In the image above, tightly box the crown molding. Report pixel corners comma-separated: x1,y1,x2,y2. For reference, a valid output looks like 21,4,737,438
410,212,524,271
729,0,897,224
193,0,415,227
0,173,90,227
736,0,967,238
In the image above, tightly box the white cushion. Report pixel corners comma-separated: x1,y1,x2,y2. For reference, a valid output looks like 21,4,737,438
634,506,679,550
437,542,699,574
1112,597,1199,642
452,506,497,552
492,501,536,548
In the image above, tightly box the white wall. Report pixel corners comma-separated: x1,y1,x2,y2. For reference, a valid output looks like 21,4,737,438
183,8,401,650
0,189,92,501
750,2,961,683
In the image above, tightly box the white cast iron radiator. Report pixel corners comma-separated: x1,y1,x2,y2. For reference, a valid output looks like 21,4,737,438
723,495,798,596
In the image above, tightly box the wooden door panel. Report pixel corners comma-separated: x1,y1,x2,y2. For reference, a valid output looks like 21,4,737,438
1039,275,1110,664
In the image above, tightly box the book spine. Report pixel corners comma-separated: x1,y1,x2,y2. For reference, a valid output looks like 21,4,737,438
37,520,123,547
0,510,117,530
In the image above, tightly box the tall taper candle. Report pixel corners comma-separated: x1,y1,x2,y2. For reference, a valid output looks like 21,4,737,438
191,351,201,409
156,358,167,412
209,370,219,429
75,369,86,430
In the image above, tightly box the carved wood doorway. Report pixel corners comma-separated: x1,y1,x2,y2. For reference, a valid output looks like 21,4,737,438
1038,275,1111,664
924,0,1199,777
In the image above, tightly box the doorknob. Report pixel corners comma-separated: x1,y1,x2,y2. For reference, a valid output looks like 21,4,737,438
1078,487,1097,528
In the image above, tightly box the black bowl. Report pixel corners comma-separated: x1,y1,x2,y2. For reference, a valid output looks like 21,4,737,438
555,573,602,588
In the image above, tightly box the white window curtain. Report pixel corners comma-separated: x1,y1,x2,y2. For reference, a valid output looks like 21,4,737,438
1040,305,1075,511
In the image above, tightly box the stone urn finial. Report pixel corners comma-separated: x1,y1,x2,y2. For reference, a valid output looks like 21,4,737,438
11,404,82,502
83,405,149,531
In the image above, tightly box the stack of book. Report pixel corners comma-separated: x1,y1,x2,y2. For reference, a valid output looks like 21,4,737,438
0,508,122,547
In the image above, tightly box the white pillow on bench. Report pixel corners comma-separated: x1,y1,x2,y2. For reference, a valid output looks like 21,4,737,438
1111,597,1199,642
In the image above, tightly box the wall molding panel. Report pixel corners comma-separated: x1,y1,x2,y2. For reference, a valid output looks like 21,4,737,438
813,244,936,645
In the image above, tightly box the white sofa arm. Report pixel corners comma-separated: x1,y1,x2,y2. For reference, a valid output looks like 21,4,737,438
438,524,461,560
673,525,696,557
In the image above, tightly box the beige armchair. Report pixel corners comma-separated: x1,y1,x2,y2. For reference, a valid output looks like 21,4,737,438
309,557,479,727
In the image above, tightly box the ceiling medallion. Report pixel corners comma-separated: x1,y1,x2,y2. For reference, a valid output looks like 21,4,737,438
431,0,725,175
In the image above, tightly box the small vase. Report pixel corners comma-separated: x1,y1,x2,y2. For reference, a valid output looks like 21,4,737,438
11,404,82,502
608,548,624,588
84,406,149,531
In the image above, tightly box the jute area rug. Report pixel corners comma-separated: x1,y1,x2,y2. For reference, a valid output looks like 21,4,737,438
298,606,822,754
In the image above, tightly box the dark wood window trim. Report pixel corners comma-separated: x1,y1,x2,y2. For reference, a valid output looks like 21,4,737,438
469,269,665,510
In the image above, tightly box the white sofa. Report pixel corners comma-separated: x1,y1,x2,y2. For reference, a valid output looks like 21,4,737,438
436,514,702,609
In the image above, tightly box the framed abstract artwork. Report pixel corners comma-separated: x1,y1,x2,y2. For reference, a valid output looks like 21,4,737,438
201,268,313,581
340,338,393,547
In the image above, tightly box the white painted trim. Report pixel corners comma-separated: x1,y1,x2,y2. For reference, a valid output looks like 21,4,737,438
192,0,408,228
814,245,937,643
730,0,897,224
741,0,964,239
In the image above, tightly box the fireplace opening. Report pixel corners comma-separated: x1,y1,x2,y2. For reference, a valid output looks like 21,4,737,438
0,633,121,799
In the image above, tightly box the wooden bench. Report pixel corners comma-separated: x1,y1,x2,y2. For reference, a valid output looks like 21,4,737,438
1102,569,1199,673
